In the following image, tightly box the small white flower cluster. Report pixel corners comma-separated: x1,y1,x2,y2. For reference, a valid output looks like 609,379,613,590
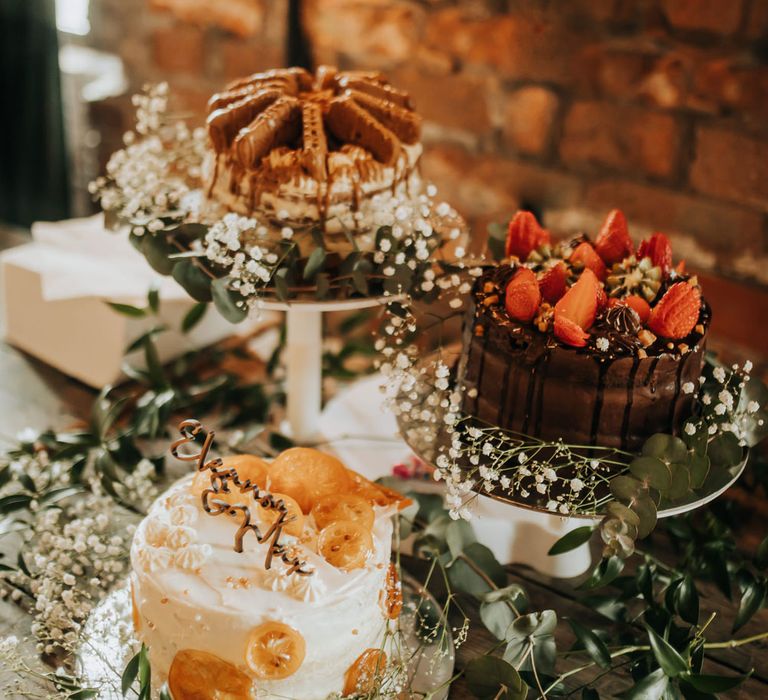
89,83,207,236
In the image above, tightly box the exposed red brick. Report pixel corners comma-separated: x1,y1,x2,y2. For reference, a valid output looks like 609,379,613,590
389,67,494,136
303,0,425,69
501,86,559,156
424,8,588,84
560,101,681,179
691,127,768,210
661,0,744,35
585,178,764,255
150,0,264,38
218,38,284,81
691,59,768,123
151,25,205,75
422,144,583,228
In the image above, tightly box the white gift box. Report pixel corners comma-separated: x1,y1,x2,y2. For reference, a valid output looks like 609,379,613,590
1,215,267,388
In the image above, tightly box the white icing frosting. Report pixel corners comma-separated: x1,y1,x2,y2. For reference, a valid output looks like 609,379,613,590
144,519,170,547
169,504,198,526
165,525,196,550
131,474,392,699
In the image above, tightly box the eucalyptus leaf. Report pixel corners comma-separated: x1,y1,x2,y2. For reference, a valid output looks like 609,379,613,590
630,456,672,492
464,656,526,700
610,475,645,502
581,556,624,590
687,453,710,490
567,618,611,668
707,432,743,469
140,234,176,275
503,610,557,675
303,247,326,280
172,260,213,302
446,519,477,560
548,526,594,556
480,599,516,640
181,302,208,333
643,433,688,463
646,625,689,677
447,542,507,598
667,467,691,501
211,278,248,323
676,575,699,625
634,495,658,539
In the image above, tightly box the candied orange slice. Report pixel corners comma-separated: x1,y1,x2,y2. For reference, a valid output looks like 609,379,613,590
269,448,351,513
256,492,304,538
318,520,373,571
380,562,403,619
168,648,252,699
191,454,269,500
343,649,387,696
311,494,374,531
346,470,412,511
130,580,141,633
245,621,306,680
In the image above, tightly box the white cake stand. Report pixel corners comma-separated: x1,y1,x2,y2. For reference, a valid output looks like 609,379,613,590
259,296,397,444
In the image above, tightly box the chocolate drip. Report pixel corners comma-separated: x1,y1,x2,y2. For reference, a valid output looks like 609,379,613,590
590,360,610,446
620,358,641,450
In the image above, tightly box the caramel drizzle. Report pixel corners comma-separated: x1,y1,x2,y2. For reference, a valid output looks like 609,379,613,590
169,419,313,577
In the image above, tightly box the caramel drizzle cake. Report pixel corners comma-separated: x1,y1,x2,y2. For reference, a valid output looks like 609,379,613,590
204,66,423,232
460,210,710,451
131,421,410,699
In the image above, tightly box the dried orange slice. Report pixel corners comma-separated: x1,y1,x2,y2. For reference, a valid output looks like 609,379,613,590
168,648,251,699
269,448,351,513
245,621,306,680
191,454,269,500
311,494,374,531
380,563,403,619
318,520,373,571
347,470,412,511
130,580,141,633
256,492,304,538
343,649,387,696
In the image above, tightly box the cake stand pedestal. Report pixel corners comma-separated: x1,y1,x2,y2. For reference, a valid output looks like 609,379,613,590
259,296,396,444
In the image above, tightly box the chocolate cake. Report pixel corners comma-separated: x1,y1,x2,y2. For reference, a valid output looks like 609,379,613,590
460,210,710,451
204,66,423,235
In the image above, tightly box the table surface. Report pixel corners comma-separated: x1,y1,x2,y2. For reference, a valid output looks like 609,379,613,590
1,224,766,698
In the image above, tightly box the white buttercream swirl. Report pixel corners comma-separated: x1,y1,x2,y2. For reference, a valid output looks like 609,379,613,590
169,504,198,526
165,526,196,550
174,544,211,570
136,546,173,573
144,519,170,548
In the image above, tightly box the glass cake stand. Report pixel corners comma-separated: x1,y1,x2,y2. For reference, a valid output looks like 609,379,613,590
395,356,749,578
77,576,454,699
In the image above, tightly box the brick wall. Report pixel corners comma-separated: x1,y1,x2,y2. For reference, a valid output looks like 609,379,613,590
302,0,768,285
83,0,287,174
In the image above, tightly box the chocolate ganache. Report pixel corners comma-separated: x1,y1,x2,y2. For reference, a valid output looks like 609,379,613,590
460,263,710,452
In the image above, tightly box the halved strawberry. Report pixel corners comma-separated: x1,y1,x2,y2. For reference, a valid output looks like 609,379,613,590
624,295,651,323
554,315,589,347
554,267,600,331
505,267,541,322
597,284,608,310
505,211,551,260
538,262,568,303
647,282,701,339
637,232,672,276
570,242,607,281
594,209,633,265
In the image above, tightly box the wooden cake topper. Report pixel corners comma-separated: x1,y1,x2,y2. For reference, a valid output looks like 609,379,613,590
170,419,313,577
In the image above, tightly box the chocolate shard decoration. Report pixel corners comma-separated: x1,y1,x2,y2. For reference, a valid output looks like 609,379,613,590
226,67,313,94
325,95,401,165
234,96,301,168
300,102,328,181
347,89,421,144
207,89,281,152
208,82,284,112
335,77,411,108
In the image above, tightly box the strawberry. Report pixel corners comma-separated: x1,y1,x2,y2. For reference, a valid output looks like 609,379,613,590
538,262,568,303
554,315,589,347
647,282,701,339
594,209,633,265
624,295,651,323
597,284,608,310
675,260,686,275
554,267,600,331
505,267,542,322
505,210,551,260
637,232,673,276
570,242,607,281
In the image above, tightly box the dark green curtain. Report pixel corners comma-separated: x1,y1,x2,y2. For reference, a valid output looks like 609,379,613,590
0,0,70,226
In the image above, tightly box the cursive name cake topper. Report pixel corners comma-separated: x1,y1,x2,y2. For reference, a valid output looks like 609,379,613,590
170,419,313,577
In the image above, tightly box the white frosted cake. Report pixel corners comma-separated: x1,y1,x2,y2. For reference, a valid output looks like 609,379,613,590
130,444,407,699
